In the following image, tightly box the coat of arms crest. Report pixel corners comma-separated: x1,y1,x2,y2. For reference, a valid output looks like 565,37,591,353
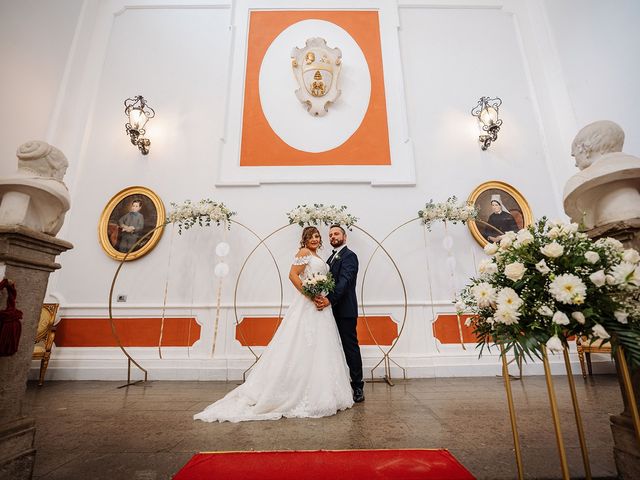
291,38,342,117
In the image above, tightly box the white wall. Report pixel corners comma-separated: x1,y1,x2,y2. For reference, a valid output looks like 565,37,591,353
1,0,634,379
544,0,640,155
0,0,84,175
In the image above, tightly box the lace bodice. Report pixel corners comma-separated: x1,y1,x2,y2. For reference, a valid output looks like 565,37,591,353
293,255,329,278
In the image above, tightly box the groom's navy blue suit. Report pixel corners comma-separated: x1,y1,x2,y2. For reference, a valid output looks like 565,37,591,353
327,246,364,390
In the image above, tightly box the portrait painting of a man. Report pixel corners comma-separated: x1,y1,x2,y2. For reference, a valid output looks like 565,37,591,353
99,187,165,261
107,196,153,253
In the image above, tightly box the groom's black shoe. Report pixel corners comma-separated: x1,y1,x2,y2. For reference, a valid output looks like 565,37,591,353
353,388,365,403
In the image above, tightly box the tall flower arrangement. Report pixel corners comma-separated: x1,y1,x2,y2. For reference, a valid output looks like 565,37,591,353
458,218,640,366
418,196,478,230
167,199,235,233
287,204,358,229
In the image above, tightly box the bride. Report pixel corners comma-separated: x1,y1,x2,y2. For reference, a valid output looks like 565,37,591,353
194,226,354,422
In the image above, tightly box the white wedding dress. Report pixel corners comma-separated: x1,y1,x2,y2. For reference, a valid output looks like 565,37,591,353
194,255,354,423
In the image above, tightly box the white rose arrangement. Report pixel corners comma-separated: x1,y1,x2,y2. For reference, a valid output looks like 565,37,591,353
458,218,640,366
287,204,358,229
167,199,235,233
301,272,336,298
418,196,478,230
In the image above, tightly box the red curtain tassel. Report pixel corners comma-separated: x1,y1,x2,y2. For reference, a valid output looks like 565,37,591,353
0,279,23,357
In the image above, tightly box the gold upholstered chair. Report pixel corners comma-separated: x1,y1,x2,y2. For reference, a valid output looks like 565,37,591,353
576,336,612,379
32,303,59,386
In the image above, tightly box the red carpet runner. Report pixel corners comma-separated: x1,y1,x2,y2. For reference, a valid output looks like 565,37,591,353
173,449,475,479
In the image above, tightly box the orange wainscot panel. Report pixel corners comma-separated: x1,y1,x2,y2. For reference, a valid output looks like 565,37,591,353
55,317,200,347
235,318,283,347
356,316,398,346
236,316,398,347
432,314,478,344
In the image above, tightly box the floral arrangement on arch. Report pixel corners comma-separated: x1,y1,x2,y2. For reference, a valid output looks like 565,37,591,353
418,196,478,230
457,218,640,367
167,199,235,233
287,204,358,229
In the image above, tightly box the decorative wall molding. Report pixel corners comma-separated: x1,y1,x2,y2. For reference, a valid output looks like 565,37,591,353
56,299,461,310
216,0,415,185
33,351,614,381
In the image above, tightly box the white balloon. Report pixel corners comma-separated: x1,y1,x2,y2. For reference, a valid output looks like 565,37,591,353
214,262,230,278
442,236,454,251
446,256,457,270
215,242,230,257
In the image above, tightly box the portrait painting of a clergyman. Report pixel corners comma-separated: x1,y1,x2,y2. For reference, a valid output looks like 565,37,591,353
467,181,532,247
98,186,165,261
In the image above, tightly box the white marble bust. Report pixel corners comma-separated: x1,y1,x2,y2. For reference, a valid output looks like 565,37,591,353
0,140,71,235
563,121,640,229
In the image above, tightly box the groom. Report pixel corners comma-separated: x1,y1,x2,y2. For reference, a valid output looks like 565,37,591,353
315,225,365,403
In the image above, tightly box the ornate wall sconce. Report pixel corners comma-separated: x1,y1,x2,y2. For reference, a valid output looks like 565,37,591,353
124,95,155,155
471,96,502,150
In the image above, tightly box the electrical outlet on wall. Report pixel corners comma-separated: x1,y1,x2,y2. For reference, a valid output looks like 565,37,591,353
116,294,127,302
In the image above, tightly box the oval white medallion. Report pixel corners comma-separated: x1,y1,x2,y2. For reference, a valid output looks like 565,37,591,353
259,19,371,153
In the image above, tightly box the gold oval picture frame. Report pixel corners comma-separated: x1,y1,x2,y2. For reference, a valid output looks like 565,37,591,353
467,180,533,247
98,186,165,261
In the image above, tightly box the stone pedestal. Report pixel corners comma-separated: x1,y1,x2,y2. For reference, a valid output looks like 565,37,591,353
0,226,72,480
587,218,640,479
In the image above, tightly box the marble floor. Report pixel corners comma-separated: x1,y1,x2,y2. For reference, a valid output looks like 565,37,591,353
25,374,622,479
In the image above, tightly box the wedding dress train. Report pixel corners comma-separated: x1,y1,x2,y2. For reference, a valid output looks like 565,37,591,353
194,255,354,423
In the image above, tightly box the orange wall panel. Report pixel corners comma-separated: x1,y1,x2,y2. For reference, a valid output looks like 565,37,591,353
432,314,478,344
236,316,397,347
241,10,390,166
55,317,200,347
235,317,283,347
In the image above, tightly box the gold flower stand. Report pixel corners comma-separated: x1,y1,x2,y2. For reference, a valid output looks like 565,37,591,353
500,344,640,480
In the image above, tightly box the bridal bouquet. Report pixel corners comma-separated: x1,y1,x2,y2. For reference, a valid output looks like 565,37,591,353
457,218,640,366
302,272,336,298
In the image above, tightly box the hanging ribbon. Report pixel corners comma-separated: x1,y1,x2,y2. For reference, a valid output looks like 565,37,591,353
470,246,478,277
422,225,440,354
443,221,466,350
0,279,23,357
211,221,230,357
211,278,223,358
158,224,177,359
186,227,199,360
186,307,193,360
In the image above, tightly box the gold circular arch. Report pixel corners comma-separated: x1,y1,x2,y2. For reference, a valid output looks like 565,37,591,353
233,223,408,385
232,224,289,369
107,219,282,386
108,220,410,387
357,222,418,385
